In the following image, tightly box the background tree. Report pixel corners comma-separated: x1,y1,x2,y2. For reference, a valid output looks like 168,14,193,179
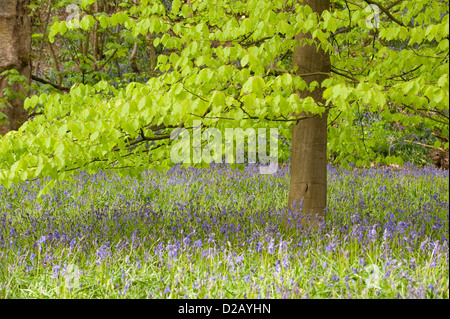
0,0,31,135
0,0,448,225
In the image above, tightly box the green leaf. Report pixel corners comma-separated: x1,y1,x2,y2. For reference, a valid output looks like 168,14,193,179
80,16,94,31
172,83,183,95
81,0,97,9
252,76,265,92
90,131,99,142
212,91,226,107
121,103,130,118
58,21,68,35
172,0,181,15
241,54,250,67
282,73,293,86
437,74,448,88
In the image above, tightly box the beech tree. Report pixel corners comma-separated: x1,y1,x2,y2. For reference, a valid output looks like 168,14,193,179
289,0,330,221
0,0,448,224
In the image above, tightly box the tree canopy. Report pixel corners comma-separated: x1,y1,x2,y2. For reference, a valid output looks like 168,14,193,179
0,0,448,195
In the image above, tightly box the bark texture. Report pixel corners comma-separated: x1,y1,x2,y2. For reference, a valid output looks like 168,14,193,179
288,0,331,224
0,0,31,135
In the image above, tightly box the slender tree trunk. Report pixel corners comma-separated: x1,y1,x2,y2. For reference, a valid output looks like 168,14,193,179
0,0,31,135
288,0,330,225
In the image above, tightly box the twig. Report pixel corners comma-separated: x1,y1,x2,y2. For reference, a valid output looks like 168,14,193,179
356,101,368,153
331,67,359,82
35,0,52,76
404,139,445,151
387,65,423,80
328,110,342,127
31,75,70,92
364,0,405,27
129,41,140,73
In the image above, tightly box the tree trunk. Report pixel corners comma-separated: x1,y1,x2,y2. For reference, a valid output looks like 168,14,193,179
0,0,31,136
288,0,330,225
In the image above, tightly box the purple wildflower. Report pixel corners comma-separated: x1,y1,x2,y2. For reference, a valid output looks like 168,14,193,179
52,265,61,279
267,238,275,254
274,260,281,272
369,227,378,243
325,242,337,253
37,235,47,246
194,239,202,248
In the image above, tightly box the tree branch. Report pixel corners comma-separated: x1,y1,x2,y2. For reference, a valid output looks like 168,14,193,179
364,0,405,27
386,0,405,10
31,75,70,92
387,64,423,80
331,67,359,82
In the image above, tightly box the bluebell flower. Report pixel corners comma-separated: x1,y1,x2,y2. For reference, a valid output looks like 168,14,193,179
167,245,178,259
274,260,281,272
37,235,46,246
194,239,202,248
359,258,366,267
52,265,61,279
207,233,215,244
282,257,289,269
255,241,263,253
122,282,130,295
325,242,337,253
430,259,436,268
420,239,429,251
369,227,378,243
